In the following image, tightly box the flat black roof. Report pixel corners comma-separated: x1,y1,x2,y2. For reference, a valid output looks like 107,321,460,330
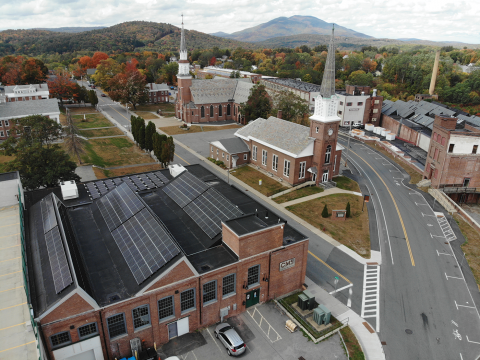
24,164,307,316
0,171,18,182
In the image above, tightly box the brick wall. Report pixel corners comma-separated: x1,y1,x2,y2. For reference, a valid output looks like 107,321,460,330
209,144,249,169
42,293,95,324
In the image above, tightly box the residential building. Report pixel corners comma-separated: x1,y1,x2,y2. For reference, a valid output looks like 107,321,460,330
424,115,480,198
23,164,308,360
175,21,254,124
4,83,50,102
146,83,170,103
213,26,344,186
0,98,61,140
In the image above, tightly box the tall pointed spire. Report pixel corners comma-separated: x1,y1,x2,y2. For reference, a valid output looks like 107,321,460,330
319,24,336,98
180,14,187,53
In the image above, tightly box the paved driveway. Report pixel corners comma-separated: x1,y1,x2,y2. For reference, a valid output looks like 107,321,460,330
158,302,347,360
173,128,241,158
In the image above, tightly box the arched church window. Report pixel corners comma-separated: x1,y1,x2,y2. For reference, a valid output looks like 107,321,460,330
201,106,205,118
325,145,332,164
227,104,231,116
219,105,223,117
210,105,214,117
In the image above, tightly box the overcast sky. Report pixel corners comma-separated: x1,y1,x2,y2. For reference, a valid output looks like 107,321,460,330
1,0,479,44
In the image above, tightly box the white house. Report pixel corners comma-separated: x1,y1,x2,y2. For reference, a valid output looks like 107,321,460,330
4,83,50,102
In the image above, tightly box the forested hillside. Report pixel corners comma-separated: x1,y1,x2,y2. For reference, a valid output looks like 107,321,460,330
0,21,254,56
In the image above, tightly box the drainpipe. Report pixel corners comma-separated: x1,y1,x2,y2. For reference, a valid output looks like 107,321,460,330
98,309,111,360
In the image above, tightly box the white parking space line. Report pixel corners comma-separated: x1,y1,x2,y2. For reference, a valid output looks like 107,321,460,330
455,300,477,310
181,351,198,360
446,273,464,280
361,264,380,331
431,234,445,239
247,307,282,343
206,327,223,352
422,213,436,217
437,249,452,256
415,202,429,206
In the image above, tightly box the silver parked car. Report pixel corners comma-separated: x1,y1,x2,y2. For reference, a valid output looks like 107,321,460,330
214,323,246,356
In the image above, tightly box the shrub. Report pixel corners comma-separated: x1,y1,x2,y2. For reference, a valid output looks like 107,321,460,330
346,202,351,218
321,204,329,218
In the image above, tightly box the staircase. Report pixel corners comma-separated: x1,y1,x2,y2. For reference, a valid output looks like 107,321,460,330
428,188,457,214
320,181,337,190
416,179,431,187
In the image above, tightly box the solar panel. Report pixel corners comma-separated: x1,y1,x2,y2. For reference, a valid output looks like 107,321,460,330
122,177,138,191
162,172,210,208
104,179,115,189
97,183,145,231
112,208,180,284
45,226,73,293
153,171,169,183
113,178,123,185
184,188,243,238
40,196,57,233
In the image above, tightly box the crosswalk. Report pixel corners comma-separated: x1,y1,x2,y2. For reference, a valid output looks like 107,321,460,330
361,264,380,331
436,213,457,242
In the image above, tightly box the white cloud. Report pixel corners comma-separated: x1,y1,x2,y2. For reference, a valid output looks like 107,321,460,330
0,0,479,44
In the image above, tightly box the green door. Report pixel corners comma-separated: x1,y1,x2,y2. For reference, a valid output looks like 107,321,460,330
246,289,260,308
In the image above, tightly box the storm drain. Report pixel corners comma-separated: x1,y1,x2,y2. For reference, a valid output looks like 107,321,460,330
405,329,413,335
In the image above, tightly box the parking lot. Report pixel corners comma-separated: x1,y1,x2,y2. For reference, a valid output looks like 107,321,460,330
173,128,240,158
157,302,347,360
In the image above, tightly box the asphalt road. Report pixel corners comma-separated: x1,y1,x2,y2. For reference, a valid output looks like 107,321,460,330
338,134,480,360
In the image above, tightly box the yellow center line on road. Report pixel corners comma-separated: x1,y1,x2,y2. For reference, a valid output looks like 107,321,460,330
308,250,351,283
0,257,20,263
0,286,23,293
350,149,415,266
0,340,36,354
0,223,19,228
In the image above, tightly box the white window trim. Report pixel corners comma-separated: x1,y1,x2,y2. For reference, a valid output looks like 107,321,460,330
299,161,306,179
283,160,290,177
252,145,257,161
262,150,267,166
243,154,247,160
272,154,278,172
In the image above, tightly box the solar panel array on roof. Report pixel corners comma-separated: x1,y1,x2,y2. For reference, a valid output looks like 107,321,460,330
162,171,210,208
45,226,73,294
112,208,180,284
97,182,180,284
40,195,57,233
184,188,243,238
84,171,169,199
97,183,145,231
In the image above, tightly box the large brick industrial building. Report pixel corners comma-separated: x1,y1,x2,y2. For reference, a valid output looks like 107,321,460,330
23,164,308,360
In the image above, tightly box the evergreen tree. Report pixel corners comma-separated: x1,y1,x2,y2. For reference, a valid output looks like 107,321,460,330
138,118,146,150
160,136,175,167
88,89,98,107
321,204,329,218
346,202,351,218
145,121,156,152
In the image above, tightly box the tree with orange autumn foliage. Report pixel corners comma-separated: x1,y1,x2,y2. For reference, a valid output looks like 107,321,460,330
47,73,80,105
107,60,148,110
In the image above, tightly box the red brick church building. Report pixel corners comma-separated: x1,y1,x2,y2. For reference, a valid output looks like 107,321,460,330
175,21,254,124
210,26,344,186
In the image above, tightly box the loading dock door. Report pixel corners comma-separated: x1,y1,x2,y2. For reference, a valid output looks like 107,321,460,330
67,350,95,360
168,322,178,339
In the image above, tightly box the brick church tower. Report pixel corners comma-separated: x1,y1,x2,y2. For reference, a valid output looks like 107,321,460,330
309,26,342,185
175,15,192,121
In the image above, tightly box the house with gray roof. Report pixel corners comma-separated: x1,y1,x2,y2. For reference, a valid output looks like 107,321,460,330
146,83,170,103
0,98,60,140
4,83,50,102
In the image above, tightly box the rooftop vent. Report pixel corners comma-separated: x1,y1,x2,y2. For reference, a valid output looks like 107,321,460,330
168,164,187,178
60,180,79,200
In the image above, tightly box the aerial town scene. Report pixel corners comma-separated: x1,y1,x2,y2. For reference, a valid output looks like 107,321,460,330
1,2,480,360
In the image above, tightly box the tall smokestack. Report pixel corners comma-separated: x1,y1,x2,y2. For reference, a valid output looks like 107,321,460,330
429,50,440,95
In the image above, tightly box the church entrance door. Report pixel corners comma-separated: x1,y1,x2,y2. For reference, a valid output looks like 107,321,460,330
322,170,329,183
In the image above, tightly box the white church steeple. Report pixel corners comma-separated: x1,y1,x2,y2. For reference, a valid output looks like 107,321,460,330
177,14,191,78
310,25,340,123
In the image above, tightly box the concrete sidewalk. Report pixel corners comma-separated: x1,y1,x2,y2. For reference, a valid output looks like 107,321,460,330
304,276,385,360
279,187,363,207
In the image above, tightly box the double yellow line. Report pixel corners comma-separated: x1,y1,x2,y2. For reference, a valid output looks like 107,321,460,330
350,150,415,266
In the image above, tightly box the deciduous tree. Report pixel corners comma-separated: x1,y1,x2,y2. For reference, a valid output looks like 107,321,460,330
271,90,309,124
240,84,271,122
108,68,148,110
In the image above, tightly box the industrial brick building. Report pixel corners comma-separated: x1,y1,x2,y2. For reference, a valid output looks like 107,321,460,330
336,85,383,127
24,164,308,360
424,115,480,198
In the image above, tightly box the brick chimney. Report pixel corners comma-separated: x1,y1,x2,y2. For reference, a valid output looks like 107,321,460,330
434,115,457,130
277,110,282,119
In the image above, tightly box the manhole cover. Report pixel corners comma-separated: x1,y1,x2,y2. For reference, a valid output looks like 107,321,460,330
405,329,413,335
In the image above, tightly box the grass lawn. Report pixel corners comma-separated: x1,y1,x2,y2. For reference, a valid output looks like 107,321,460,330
287,193,370,257
160,124,242,136
79,127,123,138
93,163,163,179
455,214,480,289
72,114,113,129
340,326,365,360
135,103,175,112
231,166,288,197
334,176,361,192
273,186,324,204
135,111,160,120
62,106,97,115
0,152,15,173
366,143,423,184
81,137,155,168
